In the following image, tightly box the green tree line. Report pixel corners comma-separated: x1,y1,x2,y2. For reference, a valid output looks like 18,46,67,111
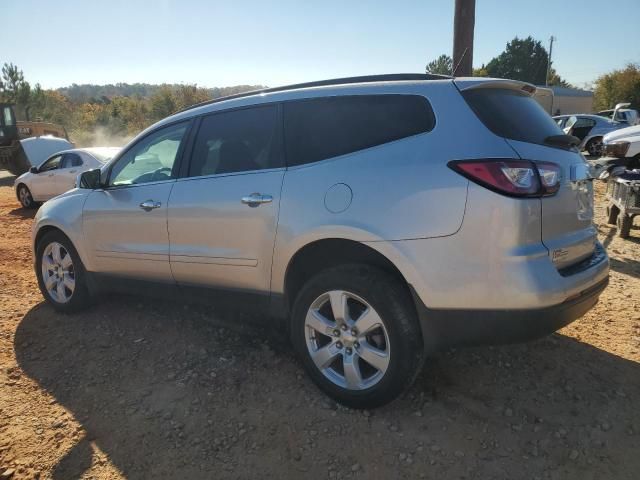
0,63,263,146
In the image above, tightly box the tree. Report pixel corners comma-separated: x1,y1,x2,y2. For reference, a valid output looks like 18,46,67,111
473,65,488,77
150,86,177,121
172,84,210,111
593,63,640,111
547,67,572,88
1,62,31,112
426,54,452,75
485,36,570,86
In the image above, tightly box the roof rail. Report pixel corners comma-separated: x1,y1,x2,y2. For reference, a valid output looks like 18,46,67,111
177,73,451,114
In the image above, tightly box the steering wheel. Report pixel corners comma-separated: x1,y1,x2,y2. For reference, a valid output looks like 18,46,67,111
151,167,173,182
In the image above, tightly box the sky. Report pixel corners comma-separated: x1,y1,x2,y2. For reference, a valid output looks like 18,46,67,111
3,0,639,90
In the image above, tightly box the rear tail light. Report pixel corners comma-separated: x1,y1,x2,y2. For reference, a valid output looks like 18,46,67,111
448,159,561,197
536,161,561,195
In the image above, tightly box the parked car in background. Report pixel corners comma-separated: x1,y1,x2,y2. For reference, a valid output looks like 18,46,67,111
554,114,628,156
14,147,120,208
602,124,640,166
31,75,608,408
596,103,640,126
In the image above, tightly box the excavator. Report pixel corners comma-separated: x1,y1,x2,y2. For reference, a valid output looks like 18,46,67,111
0,103,70,175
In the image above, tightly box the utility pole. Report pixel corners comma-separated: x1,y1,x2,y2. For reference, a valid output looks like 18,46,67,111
452,0,476,76
545,35,555,86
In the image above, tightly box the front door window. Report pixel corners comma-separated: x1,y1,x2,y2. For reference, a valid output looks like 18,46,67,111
109,122,188,186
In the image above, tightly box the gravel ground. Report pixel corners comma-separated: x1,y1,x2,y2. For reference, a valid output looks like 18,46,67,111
0,175,639,480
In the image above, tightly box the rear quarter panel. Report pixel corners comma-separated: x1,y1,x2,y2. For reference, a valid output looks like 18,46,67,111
271,81,518,295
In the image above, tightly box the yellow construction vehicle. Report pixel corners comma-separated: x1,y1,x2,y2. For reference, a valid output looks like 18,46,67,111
0,103,70,175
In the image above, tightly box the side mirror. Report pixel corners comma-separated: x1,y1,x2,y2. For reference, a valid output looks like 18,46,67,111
29,166,38,174
77,169,102,189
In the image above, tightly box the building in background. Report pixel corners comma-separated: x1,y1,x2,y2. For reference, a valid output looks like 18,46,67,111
549,86,594,115
533,86,594,115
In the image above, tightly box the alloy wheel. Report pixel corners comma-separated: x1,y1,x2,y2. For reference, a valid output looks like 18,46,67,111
304,290,390,390
18,186,31,208
41,242,75,303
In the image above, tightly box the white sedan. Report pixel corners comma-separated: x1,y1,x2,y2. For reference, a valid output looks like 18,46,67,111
14,147,120,208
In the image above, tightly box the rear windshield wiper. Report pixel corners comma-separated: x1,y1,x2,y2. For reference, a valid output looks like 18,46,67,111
544,134,580,149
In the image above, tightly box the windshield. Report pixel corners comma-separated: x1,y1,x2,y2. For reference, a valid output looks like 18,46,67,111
462,88,564,146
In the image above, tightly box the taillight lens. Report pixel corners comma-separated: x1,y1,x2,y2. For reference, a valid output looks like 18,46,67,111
448,159,561,197
536,161,561,195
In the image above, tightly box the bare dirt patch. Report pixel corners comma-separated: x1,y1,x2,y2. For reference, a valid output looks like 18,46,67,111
0,178,638,479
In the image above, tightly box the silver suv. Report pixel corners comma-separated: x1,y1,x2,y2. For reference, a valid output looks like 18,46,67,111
32,74,609,408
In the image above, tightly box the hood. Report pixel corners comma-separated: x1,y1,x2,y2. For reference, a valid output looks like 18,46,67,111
603,124,640,143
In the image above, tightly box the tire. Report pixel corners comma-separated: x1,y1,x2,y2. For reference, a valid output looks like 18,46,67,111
586,137,603,157
616,213,632,239
606,204,620,225
35,230,92,313
290,264,424,408
17,184,36,209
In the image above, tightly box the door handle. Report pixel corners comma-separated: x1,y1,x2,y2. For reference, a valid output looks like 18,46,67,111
241,193,273,207
139,200,162,211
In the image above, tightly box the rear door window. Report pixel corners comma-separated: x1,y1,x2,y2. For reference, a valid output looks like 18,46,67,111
284,95,435,166
61,153,83,168
462,88,563,146
188,105,281,177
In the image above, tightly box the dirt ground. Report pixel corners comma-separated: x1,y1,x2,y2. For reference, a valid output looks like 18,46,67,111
0,174,639,480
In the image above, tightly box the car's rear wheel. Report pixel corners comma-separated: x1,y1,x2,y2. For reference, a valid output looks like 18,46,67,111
17,184,36,209
291,265,424,408
36,230,92,312
586,137,603,157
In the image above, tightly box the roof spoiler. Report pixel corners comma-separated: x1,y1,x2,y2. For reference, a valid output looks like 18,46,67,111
454,78,537,96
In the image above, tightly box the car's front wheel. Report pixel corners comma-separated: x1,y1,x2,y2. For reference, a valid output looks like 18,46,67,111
36,230,92,312
291,265,424,408
17,184,36,209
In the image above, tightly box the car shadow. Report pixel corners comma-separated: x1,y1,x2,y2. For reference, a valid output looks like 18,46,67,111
14,297,640,479
8,206,38,219
600,225,640,279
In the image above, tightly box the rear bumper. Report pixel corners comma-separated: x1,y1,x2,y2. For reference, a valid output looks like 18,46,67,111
413,276,608,353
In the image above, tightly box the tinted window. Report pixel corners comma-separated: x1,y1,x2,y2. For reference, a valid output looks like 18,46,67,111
189,105,281,177
61,153,83,168
284,95,435,166
110,122,188,186
566,116,595,129
463,88,563,146
39,155,62,172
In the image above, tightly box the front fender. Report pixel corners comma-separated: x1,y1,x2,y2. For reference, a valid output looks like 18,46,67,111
32,189,92,269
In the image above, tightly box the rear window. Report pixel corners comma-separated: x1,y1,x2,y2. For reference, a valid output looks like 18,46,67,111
462,88,563,146
284,95,435,166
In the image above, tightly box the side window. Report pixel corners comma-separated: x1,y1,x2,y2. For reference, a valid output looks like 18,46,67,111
39,155,62,172
71,154,83,167
61,153,83,169
188,105,281,177
284,95,435,166
109,122,188,186
3,107,14,126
